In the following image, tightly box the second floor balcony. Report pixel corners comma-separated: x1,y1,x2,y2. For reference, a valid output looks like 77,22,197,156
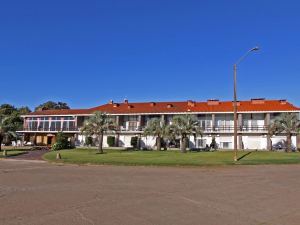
21,124,269,133
202,125,269,132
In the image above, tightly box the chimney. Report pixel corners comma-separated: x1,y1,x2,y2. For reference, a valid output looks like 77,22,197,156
167,104,173,108
109,100,114,104
187,100,195,107
251,98,265,104
232,101,241,106
207,99,219,105
279,99,287,104
150,102,156,107
124,99,128,104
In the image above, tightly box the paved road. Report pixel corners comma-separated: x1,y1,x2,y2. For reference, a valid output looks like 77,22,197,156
1,160,300,225
9,150,49,160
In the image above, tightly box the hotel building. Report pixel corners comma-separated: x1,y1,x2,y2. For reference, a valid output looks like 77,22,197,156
19,98,300,150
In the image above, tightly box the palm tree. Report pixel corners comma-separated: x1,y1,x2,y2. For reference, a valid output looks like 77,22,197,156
269,113,300,152
81,112,115,154
170,114,202,153
0,116,17,152
144,118,170,150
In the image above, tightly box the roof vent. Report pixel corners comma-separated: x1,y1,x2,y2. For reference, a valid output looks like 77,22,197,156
207,99,219,105
167,104,173,108
124,99,128,104
150,102,156,107
113,103,119,108
127,105,133,109
279,99,287,104
109,100,114,104
187,100,195,107
251,98,265,104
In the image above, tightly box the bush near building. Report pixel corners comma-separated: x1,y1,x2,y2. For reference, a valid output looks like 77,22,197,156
107,136,115,147
85,136,93,146
130,136,138,148
52,132,72,151
210,137,218,150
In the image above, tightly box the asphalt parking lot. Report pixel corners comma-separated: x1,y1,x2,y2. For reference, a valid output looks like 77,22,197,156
1,159,300,225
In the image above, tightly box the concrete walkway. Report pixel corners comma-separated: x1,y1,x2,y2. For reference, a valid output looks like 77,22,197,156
1,160,300,225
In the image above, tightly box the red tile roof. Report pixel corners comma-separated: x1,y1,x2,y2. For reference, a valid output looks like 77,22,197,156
27,99,300,116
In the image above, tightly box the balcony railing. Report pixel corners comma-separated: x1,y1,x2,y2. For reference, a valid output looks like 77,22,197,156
117,126,144,132
22,127,79,132
22,125,269,133
201,125,269,132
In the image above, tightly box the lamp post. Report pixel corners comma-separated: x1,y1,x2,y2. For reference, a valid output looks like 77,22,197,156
233,47,259,161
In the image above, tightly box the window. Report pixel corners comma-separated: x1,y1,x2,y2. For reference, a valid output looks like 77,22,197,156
128,121,137,131
69,121,75,130
221,142,232,149
198,139,206,148
216,114,233,127
198,114,212,129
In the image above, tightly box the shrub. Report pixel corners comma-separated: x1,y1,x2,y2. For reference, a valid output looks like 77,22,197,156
210,137,218,150
85,136,93,146
107,136,115,147
52,142,64,151
52,132,70,150
130,136,138,148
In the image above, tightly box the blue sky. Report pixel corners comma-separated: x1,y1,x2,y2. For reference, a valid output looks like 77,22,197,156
0,0,299,110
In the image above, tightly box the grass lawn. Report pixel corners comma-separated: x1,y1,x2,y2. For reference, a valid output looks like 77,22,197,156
43,148,300,166
0,149,27,158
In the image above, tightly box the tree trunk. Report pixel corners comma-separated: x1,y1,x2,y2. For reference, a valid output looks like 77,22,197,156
33,133,37,146
180,136,187,153
98,134,104,154
0,136,2,151
156,136,161,151
286,133,292,153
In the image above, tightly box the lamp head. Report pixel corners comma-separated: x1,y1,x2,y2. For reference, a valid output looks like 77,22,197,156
250,46,259,51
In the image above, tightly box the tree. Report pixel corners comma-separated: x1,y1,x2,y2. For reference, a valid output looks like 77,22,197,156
18,106,32,115
269,113,300,152
81,112,115,154
0,104,17,116
35,101,70,111
0,116,17,151
3,111,23,131
170,114,202,153
144,118,170,151
0,104,27,148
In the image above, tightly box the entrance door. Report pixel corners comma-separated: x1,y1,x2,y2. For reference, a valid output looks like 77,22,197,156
47,137,53,145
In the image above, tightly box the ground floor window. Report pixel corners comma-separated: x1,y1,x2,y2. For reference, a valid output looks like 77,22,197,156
220,142,232,149
197,139,206,148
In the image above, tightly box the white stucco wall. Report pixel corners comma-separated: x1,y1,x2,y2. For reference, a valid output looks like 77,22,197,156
76,134,298,150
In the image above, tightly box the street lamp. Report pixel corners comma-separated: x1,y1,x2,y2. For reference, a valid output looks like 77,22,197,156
233,46,259,161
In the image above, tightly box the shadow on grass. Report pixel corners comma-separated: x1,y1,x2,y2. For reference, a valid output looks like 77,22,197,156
237,151,252,161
